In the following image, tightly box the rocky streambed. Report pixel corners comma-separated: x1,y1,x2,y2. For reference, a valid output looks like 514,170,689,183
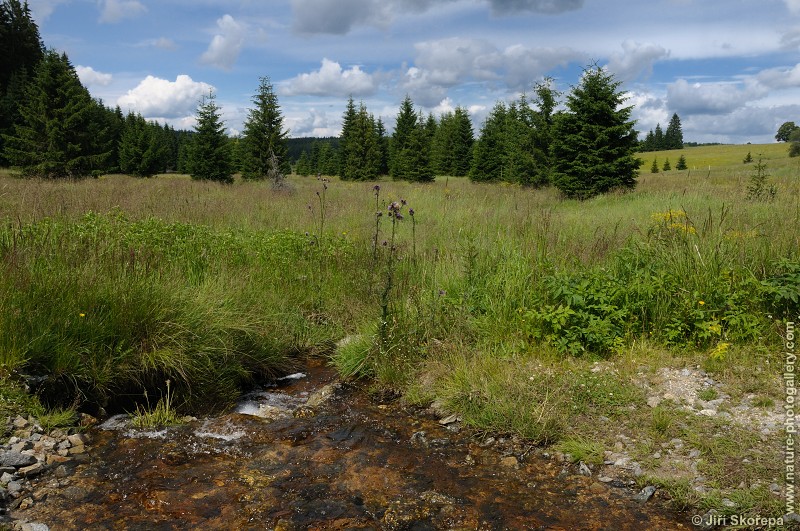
2,360,691,530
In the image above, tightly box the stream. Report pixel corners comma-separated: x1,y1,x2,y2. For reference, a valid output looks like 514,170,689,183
13,359,691,530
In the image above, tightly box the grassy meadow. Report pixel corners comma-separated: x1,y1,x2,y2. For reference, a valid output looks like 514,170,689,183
0,142,798,517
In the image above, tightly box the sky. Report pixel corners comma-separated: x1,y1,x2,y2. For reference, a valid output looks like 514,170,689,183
27,0,800,143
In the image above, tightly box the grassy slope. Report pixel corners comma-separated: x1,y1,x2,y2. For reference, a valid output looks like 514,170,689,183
0,143,797,518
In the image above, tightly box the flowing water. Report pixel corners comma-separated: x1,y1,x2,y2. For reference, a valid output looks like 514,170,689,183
15,360,691,530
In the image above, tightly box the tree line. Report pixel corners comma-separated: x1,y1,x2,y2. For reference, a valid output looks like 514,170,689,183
295,68,642,199
4,0,649,199
638,113,684,152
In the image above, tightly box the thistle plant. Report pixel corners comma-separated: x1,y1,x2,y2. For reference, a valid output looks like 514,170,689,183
372,184,381,259
379,198,409,350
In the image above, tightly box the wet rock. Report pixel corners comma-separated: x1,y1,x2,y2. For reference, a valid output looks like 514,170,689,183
0,452,36,468
16,523,50,531
633,485,656,503
7,481,22,494
500,456,519,469
67,433,90,446
438,414,460,425
17,497,34,510
67,445,86,455
305,383,340,409
44,455,71,466
18,463,45,478
53,465,69,478
577,462,592,477
410,431,428,447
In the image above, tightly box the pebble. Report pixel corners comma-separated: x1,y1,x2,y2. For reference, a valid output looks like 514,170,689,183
633,485,656,503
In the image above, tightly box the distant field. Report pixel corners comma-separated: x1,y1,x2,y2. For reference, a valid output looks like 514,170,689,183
641,142,794,171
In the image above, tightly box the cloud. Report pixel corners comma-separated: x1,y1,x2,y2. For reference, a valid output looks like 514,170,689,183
666,78,767,115
117,75,213,118
138,37,177,50
76,65,113,87
487,0,584,15
286,108,339,137
756,63,800,90
291,0,387,35
281,58,376,97
292,0,584,35
201,14,245,70
403,37,579,103
786,0,800,13
606,41,669,82
682,104,800,144
98,0,146,23
28,0,70,20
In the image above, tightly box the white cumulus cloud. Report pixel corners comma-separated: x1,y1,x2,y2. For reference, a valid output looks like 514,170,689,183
98,0,146,23
404,37,579,104
117,75,213,119
76,65,113,87
282,58,376,97
201,14,245,70
667,78,767,115
606,41,669,82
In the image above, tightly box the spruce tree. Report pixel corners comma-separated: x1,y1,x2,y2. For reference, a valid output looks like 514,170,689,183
337,96,357,179
240,76,289,180
451,107,474,177
653,123,664,150
0,0,44,165
664,113,683,150
340,102,379,181
650,158,659,173
186,91,232,183
4,50,109,178
503,99,536,185
431,111,455,176
550,66,640,199
662,158,671,171
529,79,559,186
469,102,507,182
390,95,418,180
676,154,688,170
375,118,389,176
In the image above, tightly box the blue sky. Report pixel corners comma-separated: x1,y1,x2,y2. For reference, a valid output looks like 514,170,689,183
29,0,800,143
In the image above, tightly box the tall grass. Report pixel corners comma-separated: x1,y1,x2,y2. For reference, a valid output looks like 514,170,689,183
0,146,797,414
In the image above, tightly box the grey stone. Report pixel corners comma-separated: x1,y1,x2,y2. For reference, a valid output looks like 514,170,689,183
633,485,656,503
578,461,592,477
0,451,36,468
